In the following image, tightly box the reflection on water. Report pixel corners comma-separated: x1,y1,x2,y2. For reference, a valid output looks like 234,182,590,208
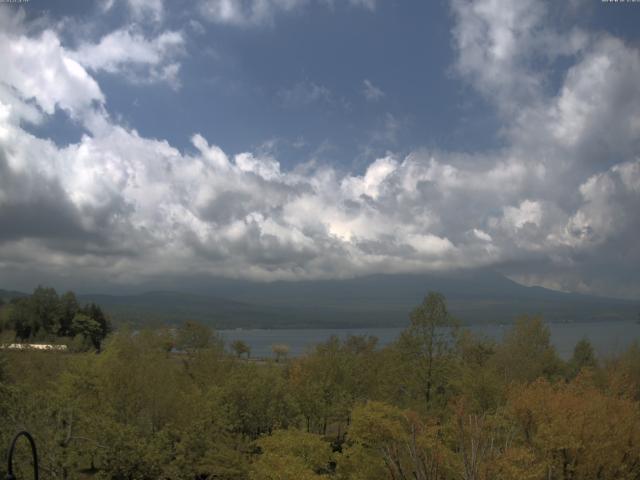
220,320,640,360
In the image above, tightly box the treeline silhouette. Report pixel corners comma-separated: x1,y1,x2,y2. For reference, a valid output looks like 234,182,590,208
0,292,639,479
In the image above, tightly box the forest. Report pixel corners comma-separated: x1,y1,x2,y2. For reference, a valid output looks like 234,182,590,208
0,287,111,352
1,292,640,480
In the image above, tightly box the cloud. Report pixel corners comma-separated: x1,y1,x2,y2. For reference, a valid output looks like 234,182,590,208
0,2,639,298
199,0,307,26
70,28,185,89
557,161,640,249
102,0,164,23
199,0,375,27
127,0,164,22
451,0,587,113
278,81,332,108
347,0,376,10
370,113,401,144
362,79,384,102
0,28,104,125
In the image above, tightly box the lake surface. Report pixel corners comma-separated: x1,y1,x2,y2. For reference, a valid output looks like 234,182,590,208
220,320,640,359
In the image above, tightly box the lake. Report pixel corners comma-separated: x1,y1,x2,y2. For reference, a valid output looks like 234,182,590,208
220,320,640,359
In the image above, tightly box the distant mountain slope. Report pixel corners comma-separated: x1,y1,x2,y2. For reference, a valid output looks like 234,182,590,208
0,289,28,301
78,291,300,329
79,270,639,328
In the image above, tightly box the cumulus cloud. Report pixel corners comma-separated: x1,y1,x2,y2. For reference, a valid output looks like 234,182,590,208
451,0,587,113
0,28,104,125
0,1,639,297
70,28,185,89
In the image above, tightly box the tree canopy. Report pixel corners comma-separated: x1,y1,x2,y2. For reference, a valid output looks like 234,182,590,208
0,286,111,351
1,291,637,480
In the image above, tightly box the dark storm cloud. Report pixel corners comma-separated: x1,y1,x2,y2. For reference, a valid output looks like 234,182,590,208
0,148,83,242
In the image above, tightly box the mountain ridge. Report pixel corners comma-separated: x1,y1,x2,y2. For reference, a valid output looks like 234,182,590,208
3,270,638,328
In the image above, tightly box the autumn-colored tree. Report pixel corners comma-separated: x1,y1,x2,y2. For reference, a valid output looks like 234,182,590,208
449,397,543,480
605,340,640,400
343,401,455,480
508,378,640,479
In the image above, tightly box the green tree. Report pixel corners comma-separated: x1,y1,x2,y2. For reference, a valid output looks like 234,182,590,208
79,303,111,351
454,330,504,413
224,363,297,438
289,337,351,435
176,320,219,352
492,316,563,384
95,329,192,433
58,291,79,337
397,292,458,409
250,429,333,480
567,338,597,379
71,313,102,352
7,299,39,341
30,285,62,336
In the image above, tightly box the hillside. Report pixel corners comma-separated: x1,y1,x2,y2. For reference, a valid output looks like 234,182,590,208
76,270,639,328
3,271,637,329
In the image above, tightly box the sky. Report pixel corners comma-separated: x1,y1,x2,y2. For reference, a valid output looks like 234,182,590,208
0,0,639,298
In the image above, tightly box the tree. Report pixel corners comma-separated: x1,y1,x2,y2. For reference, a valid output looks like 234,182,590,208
223,363,297,438
231,339,251,359
605,341,640,400
289,336,360,436
30,285,62,336
342,401,455,480
94,329,197,436
397,292,458,409
0,353,6,383
58,291,79,337
491,316,563,384
7,299,39,341
272,344,290,362
454,330,504,413
0,288,109,346
250,429,333,480
176,320,218,352
567,338,597,379
79,303,111,351
508,379,640,479
71,313,102,352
